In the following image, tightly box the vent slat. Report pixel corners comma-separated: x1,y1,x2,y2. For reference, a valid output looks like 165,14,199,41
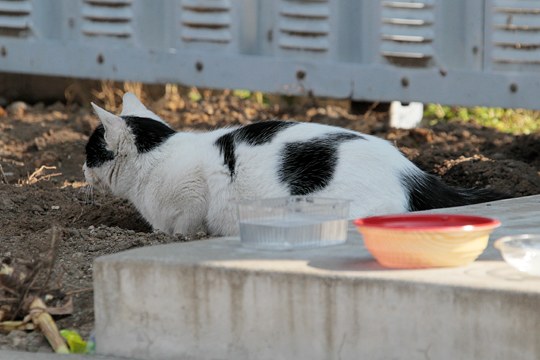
84,0,132,4
181,12,230,27
493,30,540,47
492,0,540,66
381,24,434,38
277,0,330,53
279,2,329,18
81,1,133,38
0,0,31,37
0,14,29,29
494,10,540,29
380,0,435,66
182,0,229,11
0,0,31,13
180,0,232,44
279,17,329,34
181,27,231,43
381,41,434,57
279,33,329,52
493,46,540,64
383,1,433,10
82,22,132,36
82,6,132,21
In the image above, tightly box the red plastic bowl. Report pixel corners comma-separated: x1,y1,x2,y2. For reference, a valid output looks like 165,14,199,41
354,214,501,268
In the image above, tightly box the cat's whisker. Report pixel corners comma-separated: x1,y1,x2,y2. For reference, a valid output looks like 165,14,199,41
81,184,95,205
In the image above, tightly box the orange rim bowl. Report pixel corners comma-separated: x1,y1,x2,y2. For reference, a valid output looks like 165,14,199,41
354,214,501,268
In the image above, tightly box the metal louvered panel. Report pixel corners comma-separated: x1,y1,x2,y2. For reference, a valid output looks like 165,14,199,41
0,0,31,37
277,0,330,53
381,0,435,67
82,0,133,38
180,0,232,44
492,0,540,65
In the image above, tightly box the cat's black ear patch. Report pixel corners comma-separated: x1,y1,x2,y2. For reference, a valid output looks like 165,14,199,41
123,116,176,153
85,124,115,168
279,132,364,195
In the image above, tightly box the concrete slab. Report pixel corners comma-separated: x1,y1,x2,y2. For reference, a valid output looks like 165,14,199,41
94,195,540,360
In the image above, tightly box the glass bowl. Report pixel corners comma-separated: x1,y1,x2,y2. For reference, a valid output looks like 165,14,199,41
494,234,540,276
354,214,501,268
237,196,350,250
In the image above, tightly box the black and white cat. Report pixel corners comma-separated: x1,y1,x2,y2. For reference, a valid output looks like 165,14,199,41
84,93,503,236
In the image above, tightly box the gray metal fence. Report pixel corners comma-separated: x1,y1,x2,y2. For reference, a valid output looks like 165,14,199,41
0,0,539,109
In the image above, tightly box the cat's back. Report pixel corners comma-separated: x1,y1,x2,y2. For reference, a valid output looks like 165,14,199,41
205,120,413,222
211,120,412,189
216,120,406,166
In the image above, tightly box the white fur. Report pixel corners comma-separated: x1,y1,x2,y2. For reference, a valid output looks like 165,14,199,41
84,93,424,236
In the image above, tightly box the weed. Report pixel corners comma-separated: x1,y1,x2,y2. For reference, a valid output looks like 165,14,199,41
424,104,540,135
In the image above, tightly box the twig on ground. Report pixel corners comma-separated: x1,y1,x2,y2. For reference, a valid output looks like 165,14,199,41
65,287,93,296
23,165,62,185
28,297,69,354
41,226,61,292
0,164,8,184
363,101,380,120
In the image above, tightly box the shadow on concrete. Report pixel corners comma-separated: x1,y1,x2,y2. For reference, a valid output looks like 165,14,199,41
307,256,389,272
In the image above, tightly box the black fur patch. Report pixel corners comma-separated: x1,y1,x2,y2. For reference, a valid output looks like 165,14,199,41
279,132,365,195
85,124,115,168
123,116,176,153
402,172,508,211
233,121,298,145
325,132,365,142
214,121,298,178
214,133,236,177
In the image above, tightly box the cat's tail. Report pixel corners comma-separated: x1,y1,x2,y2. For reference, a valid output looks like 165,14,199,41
402,171,509,211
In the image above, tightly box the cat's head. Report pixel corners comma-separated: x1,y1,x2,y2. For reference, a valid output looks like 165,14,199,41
83,92,175,194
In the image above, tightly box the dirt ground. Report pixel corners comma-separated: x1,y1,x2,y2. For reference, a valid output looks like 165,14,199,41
0,90,539,352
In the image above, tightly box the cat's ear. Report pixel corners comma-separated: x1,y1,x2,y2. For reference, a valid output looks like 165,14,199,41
91,102,126,135
120,92,167,124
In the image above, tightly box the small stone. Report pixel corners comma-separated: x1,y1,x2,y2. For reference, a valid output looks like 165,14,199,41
7,330,26,347
6,101,28,117
31,204,43,212
0,198,15,210
47,101,65,111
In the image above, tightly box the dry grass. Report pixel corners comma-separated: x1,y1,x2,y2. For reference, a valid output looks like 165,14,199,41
90,80,145,112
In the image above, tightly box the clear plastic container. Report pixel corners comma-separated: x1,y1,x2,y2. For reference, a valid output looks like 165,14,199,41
494,234,540,276
237,196,350,250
